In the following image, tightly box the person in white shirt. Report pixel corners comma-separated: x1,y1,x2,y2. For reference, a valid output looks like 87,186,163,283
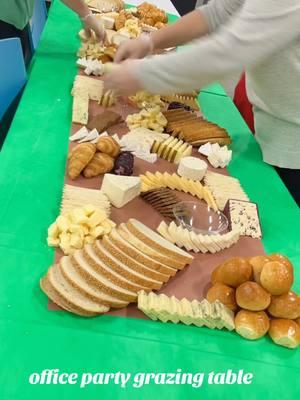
104,0,300,204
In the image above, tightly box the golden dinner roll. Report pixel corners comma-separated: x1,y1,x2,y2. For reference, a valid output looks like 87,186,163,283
235,310,269,340
296,318,300,326
268,319,300,349
249,255,270,284
268,254,293,272
211,257,253,288
260,261,293,295
268,291,300,319
206,283,237,312
236,282,271,311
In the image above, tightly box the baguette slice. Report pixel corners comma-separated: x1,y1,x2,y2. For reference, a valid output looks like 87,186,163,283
127,219,193,265
47,265,110,314
118,224,185,270
102,235,170,283
40,276,96,317
109,229,177,276
92,241,162,290
60,256,132,306
71,250,138,302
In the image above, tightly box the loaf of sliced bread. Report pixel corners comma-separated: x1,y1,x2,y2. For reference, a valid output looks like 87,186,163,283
109,229,177,276
93,241,162,290
126,219,193,265
40,276,96,317
102,235,170,283
118,223,186,270
68,252,137,303
60,256,132,305
47,265,110,314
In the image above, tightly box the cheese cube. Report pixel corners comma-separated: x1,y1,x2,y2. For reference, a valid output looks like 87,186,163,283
70,234,84,249
48,222,59,238
87,209,106,227
56,216,70,232
101,174,141,208
90,225,105,238
69,208,88,224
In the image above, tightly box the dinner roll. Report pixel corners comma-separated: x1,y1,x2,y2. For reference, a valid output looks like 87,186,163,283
236,282,271,311
249,255,270,284
235,310,269,340
268,319,300,349
268,254,293,272
211,257,253,288
206,283,237,311
268,291,300,319
260,261,293,295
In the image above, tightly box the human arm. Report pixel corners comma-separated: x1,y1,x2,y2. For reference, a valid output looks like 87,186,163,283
107,0,300,95
60,0,105,41
114,0,243,63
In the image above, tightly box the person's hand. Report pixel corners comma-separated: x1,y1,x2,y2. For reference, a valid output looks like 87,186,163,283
115,35,154,63
103,61,144,96
82,13,106,42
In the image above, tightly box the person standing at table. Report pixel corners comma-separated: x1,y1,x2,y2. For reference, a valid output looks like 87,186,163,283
0,0,105,64
104,0,300,206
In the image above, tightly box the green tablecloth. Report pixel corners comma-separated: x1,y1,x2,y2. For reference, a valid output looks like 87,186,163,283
0,2,299,399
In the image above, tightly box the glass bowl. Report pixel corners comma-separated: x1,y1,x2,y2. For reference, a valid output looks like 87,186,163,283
173,201,228,235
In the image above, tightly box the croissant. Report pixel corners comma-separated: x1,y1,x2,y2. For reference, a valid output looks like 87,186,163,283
83,152,114,178
68,143,96,180
96,136,120,158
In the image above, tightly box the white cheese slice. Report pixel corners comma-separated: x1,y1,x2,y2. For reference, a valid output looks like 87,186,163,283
177,156,207,181
101,174,141,208
69,126,89,141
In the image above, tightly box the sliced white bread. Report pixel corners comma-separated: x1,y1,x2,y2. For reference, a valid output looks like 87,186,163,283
40,276,96,317
109,229,177,276
47,265,110,314
126,219,193,265
118,223,185,270
92,241,162,290
102,235,170,283
60,256,132,306
71,250,136,302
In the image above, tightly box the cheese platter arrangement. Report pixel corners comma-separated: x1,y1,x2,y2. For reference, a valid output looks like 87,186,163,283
39,2,299,350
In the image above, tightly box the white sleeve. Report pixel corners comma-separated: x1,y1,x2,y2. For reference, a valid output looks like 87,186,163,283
199,0,244,32
136,0,300,94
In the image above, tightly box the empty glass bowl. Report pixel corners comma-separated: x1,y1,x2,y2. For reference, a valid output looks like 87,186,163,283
173,201,228,235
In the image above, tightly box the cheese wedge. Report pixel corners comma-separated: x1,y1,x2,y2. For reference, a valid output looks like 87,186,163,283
101,174,141,208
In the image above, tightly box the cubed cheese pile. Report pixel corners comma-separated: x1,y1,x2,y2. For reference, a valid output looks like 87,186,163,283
47,204,116,255
126,106,167,132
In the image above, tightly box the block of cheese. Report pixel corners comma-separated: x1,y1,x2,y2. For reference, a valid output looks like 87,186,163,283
177,156,207,181
224,199,262,239
72,92,89,125
101,174,141,208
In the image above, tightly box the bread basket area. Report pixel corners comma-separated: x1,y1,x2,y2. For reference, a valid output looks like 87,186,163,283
35,1,299,352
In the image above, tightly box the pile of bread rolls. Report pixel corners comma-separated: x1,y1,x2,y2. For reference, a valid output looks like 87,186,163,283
206,254,300,349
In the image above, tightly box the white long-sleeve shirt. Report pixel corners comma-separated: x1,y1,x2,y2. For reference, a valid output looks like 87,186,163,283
137,0,300,169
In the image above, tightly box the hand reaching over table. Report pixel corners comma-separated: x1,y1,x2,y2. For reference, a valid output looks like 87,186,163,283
103,61,143,96
114,35,154,63
81,13,106,43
